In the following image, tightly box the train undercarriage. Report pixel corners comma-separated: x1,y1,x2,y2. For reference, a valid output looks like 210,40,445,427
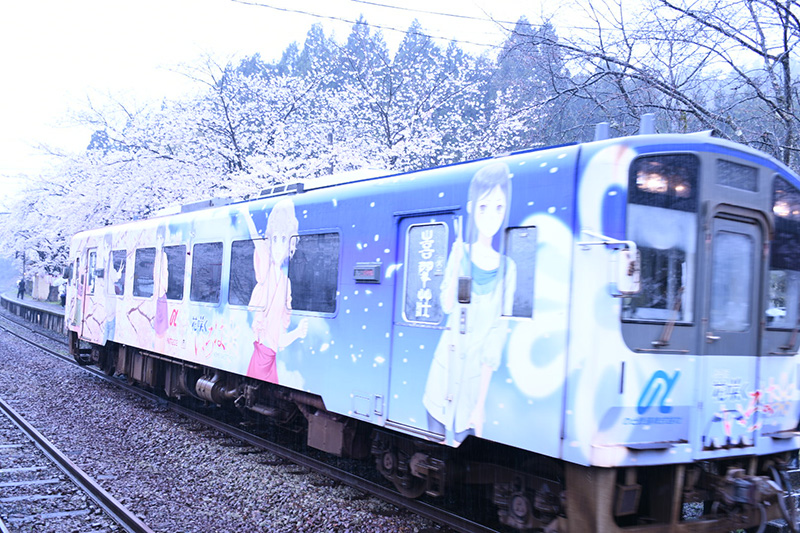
71,334,799,532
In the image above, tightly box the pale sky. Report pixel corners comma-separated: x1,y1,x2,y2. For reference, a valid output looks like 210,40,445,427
0,0,550,190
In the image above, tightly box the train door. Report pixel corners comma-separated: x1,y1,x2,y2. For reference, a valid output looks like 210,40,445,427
70,250,87,330
696,214,763,451
79,248,98,340
702,216,762,356
386,213,454,441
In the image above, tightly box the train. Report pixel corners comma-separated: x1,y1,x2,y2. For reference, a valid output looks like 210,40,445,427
66,122,800,532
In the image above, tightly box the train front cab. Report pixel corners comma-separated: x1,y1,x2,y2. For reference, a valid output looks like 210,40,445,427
65,232,113,366
565,135,800,531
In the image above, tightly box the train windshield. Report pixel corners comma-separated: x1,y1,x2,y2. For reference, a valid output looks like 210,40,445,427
622,154,699,323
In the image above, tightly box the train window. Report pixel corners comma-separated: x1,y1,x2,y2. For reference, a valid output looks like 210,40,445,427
190,242,223,303
163,245,186,300
404,222,447,324
87,249,97,295
229,240,258,306
133,248,156,298
623,154,699,322
629,154,698,212
717,159,758,192
108,250,126,296
288,233,340,313
624,246,686,320
503,227,535,318
710,231,754,331
767,176,800,328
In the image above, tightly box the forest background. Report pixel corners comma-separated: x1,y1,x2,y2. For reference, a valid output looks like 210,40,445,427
3,0,798,277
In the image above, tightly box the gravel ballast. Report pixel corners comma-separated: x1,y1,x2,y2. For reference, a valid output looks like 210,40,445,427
0,325,439,532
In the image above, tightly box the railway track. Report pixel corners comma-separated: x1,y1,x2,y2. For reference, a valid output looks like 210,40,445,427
4,305,800,531
0,396,153,533
5,306,800,532
0,308,496,533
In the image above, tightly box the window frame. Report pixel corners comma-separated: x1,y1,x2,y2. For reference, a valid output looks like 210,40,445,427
766,174,800,331
709,228,755,332
622,153,700,326
132,247,156,299
228,238,260,308
108,249,127,297
716,158,759,193
502,226,537,319
286,231,341,316
162,244,187,301
402,221,449,326
189,241,224,305
87,249,97,296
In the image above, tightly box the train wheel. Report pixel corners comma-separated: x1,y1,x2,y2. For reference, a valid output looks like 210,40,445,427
100,353,116,376
372,433,427,498
376,449,426,498
92,344,114,375
73,350,91,365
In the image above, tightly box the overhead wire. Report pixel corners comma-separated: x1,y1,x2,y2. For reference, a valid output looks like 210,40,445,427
229,0,628,58
343,0,709,38
349,0,521,26
230,0,516,50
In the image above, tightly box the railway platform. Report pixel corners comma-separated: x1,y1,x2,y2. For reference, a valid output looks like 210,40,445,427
0,291,65,333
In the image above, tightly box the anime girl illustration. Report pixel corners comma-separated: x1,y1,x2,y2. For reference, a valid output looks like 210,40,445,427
245,197,309,384
423,162,517,443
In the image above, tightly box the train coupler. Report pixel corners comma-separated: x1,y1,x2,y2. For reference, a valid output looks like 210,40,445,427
706,466,800,532
717,468,783,507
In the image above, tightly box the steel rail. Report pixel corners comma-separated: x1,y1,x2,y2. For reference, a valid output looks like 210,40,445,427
0,396,155,533
167,401,497,533
0,312,498,533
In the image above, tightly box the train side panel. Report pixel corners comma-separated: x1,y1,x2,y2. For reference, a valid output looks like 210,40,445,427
67,133,800,470
67,146,579,459
382,148,577,456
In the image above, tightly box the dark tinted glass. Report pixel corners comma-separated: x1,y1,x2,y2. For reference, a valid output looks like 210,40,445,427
289,233,340,313
133,248,155,297
190,242,223,303
629,154,699,212
229,240,257,306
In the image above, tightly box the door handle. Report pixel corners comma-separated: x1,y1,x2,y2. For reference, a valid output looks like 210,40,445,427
706,332,721,343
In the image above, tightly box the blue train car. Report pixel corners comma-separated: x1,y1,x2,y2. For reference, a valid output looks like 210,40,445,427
67,128,800,531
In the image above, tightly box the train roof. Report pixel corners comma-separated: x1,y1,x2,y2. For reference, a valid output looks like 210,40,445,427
72,129,800,241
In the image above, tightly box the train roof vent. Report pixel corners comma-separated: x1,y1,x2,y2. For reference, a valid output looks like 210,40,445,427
258,182,305,198
639,113,656,135
594,122,611,141
180,197,233,213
